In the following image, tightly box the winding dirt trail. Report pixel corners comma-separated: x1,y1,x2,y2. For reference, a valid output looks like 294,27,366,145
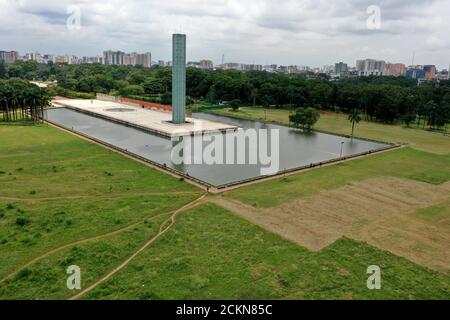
0,211,172,285
69,193,207,300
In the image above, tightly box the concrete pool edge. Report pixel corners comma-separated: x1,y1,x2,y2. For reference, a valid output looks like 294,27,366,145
41,116,403,193
213,143,403,192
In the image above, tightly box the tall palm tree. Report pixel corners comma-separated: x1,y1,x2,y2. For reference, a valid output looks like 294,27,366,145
348,109,362,139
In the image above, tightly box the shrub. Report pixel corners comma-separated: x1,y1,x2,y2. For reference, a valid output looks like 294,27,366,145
289,107,320,131
230,99,241,111
15,268,32,280
138,291,161,300
15,217,30,227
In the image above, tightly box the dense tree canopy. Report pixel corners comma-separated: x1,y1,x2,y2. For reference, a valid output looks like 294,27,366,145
2,61,450,128
0,78,50,121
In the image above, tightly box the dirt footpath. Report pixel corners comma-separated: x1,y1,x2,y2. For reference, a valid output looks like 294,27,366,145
211,177,450,273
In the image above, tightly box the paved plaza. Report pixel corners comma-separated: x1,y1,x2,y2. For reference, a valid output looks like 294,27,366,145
52,99,237,137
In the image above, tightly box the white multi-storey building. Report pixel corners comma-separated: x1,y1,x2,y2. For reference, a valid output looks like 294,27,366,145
0,51,19,63
356,59,386,76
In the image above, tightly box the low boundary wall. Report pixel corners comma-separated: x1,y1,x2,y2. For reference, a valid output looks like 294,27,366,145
96,93,172,113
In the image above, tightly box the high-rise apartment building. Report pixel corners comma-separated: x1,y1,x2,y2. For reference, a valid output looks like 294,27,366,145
385,63,406,76
199,59,213,70
356,59,386,76
124,53,137,66
218,63,262,71
406,65,436,80
82,56,102,64
334,62,348,77
0,51,19,63
103,50,125,65
241,64,262,71
406,66,426,79
104,51,151,67
136,52,152,68
423,65,436,80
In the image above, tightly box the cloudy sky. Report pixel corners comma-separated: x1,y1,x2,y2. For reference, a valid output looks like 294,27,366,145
1,0,449,68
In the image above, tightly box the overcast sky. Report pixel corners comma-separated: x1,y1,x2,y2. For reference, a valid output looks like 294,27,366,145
1,0,449,69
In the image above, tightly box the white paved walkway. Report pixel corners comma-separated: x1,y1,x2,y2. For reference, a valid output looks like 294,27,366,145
52,99,237,137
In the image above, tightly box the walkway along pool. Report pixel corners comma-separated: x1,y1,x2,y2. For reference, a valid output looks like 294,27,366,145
44,108,393,188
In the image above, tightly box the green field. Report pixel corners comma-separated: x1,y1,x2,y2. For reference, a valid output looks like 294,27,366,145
0,219,165,300
209,107,450,155
83,204,449,300
0,122,201,281
1,121,449,300
415,199,450,222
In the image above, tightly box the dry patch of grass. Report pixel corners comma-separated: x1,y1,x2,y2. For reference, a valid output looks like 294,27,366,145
83,203,450,300
212,177,450,273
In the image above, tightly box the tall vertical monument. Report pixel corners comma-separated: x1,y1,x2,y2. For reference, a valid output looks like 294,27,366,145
172,34,186,124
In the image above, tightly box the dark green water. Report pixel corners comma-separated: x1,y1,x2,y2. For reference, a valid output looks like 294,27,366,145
45,108,388,186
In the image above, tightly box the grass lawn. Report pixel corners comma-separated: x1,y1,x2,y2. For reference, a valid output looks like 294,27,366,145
209,107,450,155
415,199,450,222
0,122,198,198
0,217,166,300
1,121,449,300
225,147,450,208
0,122,202,280
83,203,450,300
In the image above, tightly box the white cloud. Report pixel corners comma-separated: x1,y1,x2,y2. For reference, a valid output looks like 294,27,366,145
0,0,449,68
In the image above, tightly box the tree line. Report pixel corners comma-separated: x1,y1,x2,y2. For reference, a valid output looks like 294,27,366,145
1,60,450,129
0,78,51,122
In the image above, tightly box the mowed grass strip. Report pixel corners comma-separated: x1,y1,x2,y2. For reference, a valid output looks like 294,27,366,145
209,107,450,155
224,147,450,208
0,217,166,300
83,203,450,300
0,123,202,279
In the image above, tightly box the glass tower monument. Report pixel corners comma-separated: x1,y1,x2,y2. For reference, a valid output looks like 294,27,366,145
172,34,186,124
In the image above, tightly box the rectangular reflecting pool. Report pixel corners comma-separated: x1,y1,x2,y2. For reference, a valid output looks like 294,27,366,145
45,108,391,187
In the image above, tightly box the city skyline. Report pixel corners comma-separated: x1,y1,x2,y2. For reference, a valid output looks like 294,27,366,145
3,48,450,82
0,0,449,69
2,48,448,73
